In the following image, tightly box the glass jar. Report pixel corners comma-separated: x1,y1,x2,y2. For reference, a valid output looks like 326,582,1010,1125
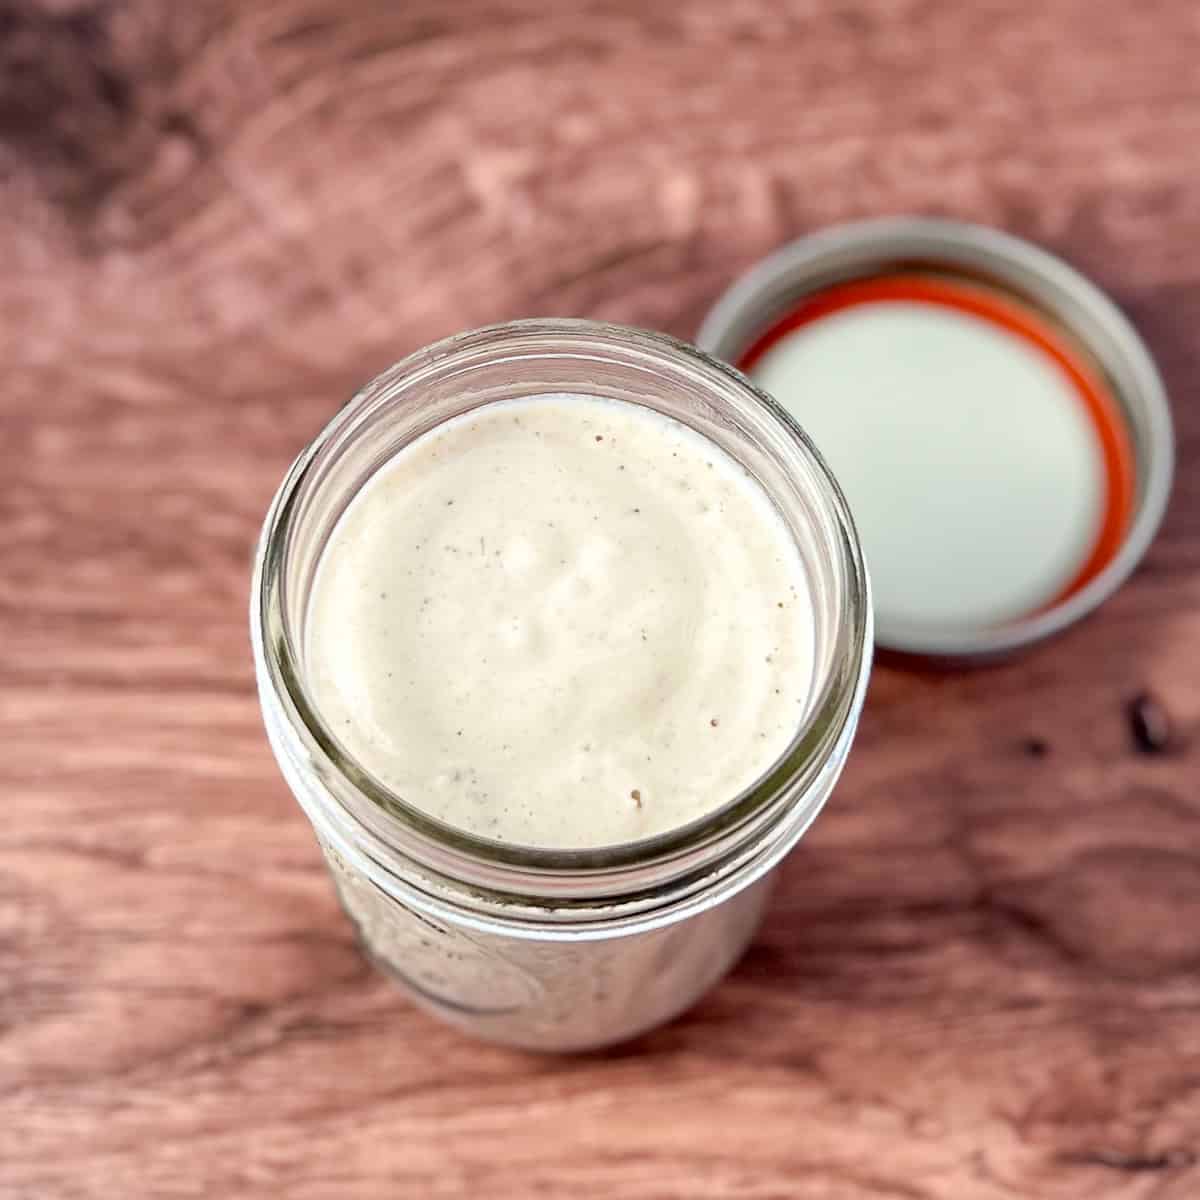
251,320,871,1051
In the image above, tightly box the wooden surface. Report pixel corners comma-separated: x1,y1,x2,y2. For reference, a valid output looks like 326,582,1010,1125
2,1,1199,1196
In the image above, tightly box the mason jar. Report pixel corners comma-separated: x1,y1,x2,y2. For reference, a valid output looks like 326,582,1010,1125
251,319,871,1051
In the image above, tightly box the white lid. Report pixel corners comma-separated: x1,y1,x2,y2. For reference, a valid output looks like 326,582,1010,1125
749,296,1111,631
697,219,1174,659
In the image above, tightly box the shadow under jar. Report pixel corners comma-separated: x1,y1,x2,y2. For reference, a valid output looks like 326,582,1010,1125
251,320,871,1051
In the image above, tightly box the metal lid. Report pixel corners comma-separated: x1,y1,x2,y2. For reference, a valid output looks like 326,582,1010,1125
697,218,1174,661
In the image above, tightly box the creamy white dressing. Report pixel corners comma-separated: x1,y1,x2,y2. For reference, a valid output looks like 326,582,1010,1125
306,393,816,849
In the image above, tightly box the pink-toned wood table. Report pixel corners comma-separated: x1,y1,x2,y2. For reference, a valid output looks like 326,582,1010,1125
2,2,1197,1195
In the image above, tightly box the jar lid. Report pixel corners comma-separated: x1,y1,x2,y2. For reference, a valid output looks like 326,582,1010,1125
697,218,1174,661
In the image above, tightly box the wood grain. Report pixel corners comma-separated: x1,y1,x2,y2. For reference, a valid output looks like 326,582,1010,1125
2,1,1198,1196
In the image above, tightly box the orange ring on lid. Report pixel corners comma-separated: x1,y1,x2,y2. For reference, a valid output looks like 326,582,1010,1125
737,274,1137,613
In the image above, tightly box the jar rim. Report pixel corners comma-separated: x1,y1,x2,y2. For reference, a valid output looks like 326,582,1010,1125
252,319,871,896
